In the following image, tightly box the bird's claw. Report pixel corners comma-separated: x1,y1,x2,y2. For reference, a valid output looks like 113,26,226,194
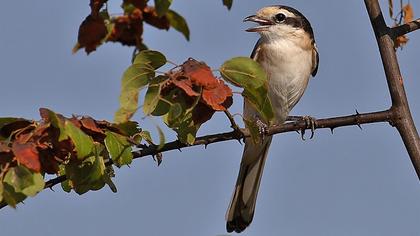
301,116,316,140
256,119,269,141
288,115,316,140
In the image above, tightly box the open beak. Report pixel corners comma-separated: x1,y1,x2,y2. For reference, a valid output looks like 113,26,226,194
243,15,273,32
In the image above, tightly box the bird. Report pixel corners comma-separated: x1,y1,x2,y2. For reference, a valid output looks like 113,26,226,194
226,5,319,233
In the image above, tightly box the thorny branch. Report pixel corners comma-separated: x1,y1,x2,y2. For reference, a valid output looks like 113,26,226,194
365,0,420,179
43,109,393,192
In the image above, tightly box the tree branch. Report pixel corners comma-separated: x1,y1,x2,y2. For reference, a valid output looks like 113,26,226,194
364,0,420,179
392,18,420,38
0,109,393,210
39,109,393,194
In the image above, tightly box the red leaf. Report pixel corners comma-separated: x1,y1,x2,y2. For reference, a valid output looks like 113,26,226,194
171,75,200,97
80,117,104,134
183,59,218,87
192,103,216,124
202,80,233,111
90,0,106,17
107,15,144,47
74,15,107,54
12,142,41,172
143,6,170,30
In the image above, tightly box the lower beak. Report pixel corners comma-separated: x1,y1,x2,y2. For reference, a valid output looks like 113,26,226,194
243,15,272,32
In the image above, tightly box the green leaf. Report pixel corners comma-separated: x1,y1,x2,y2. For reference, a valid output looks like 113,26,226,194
3,165,45,197
222,0,233,10
59,165,71,193
113,121,141,136
40,108,68,141
65,152,107,195
166,10,190,40
220,57,274,123
140,130,153,144
2,183,26,208
132,50,167,69
155,0,172,17
164,111,198,145
151,99,171,116
143,84,162,115
104,131,133,167
156,125,166,150
65,121,94,160
115,50,167,123
168,103,182,121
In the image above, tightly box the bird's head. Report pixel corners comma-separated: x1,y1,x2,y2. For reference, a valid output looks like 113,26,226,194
244,5,314,41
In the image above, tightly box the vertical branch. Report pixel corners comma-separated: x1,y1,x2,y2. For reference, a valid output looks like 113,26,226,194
364,0,420,179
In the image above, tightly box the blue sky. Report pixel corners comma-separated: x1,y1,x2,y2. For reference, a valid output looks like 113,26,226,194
1,1,420,235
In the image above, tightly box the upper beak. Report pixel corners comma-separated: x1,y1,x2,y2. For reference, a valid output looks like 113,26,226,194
243,15,273,32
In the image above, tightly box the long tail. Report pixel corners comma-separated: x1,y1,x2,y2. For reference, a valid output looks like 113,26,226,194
226,136,272,233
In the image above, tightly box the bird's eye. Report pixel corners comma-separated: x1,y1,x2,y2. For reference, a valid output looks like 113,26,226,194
275,13,286,22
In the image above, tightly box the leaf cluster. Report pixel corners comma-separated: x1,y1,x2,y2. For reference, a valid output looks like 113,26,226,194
73,0,189,54
0,109,158,207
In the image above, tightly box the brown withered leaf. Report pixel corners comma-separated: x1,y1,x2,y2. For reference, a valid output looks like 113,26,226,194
143,6,170,30
90,0,107,17
73,15,107,54
202,80,233,111
191,103,216,125
80,117,104,134
12,142,41,172
107,14,144,47
171,75,200,97
38,149,59,174
0,120,33,139
395,35,409,48
403,3,414,23
183,59,218,87
181,59,233,111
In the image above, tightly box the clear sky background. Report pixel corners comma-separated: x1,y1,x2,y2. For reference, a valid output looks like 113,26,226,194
1,1,420,235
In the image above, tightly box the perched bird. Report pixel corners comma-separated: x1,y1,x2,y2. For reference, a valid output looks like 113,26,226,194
226,5,319,233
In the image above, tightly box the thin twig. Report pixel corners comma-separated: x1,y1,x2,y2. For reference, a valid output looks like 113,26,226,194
392,18,420,38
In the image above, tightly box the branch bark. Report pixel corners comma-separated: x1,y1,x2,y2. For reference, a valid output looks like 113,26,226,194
364,0,420,179
392,18,420,38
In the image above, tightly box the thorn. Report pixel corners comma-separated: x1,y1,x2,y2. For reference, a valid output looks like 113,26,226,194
177,148,182,152
236,138,243,145
354,109,362,130
330,127,334,134
49,187,55,192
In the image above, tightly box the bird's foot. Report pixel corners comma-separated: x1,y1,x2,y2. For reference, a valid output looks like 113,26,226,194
256,119,269,141
287,115,317,140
